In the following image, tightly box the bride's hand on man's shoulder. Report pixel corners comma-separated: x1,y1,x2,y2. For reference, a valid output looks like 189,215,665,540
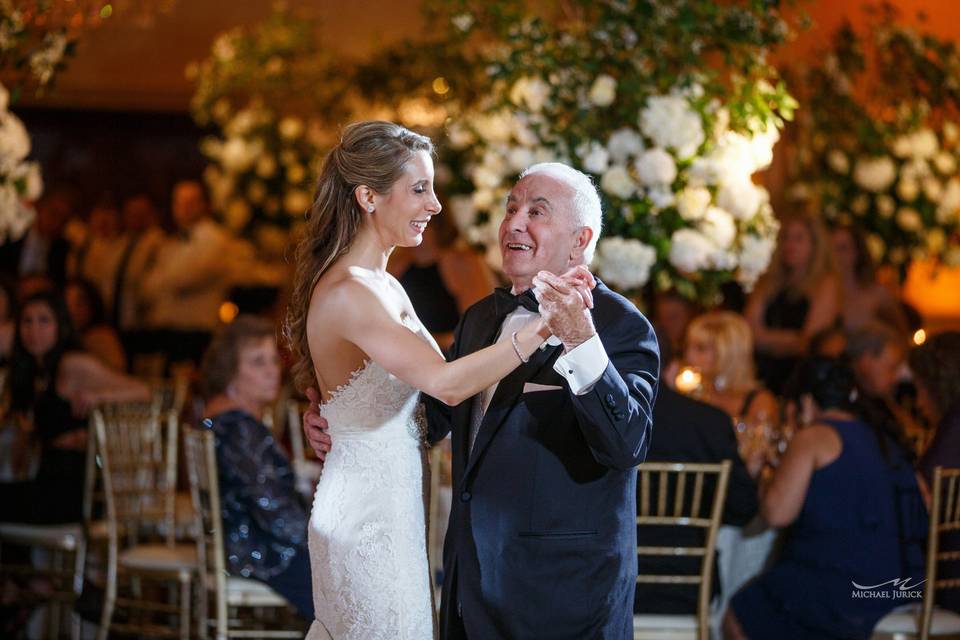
303,387,332,464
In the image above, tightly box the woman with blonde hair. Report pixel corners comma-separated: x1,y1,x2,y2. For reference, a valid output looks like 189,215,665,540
684,311,778,475
745,213,840,395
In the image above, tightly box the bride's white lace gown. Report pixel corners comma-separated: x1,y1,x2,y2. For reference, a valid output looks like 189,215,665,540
306,318,436,640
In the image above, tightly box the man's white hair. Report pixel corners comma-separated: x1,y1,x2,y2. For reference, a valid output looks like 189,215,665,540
518,162,603,264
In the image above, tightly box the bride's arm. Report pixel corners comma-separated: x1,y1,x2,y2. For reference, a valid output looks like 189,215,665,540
318,280,550,406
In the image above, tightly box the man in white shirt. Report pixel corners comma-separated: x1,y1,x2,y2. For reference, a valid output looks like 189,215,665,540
305,162,660,638
141,181,238,362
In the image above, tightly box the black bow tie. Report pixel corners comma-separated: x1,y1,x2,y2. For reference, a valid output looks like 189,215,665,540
493,287,539,319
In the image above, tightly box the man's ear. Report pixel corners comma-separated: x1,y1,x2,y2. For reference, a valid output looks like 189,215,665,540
354,185,376,212
570,226,594,261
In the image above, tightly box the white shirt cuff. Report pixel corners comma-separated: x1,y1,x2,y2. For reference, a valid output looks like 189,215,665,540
553,333,608,395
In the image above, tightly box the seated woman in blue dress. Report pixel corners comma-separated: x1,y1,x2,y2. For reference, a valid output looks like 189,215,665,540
724,357,928,640
199,315,313,621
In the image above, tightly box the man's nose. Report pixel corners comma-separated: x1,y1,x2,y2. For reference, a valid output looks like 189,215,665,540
510,211,528,232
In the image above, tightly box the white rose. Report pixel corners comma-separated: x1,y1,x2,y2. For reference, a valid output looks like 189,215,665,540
596,237,657,289
283,189,312,216
0,112,31,165
471,188,495,211
471,110,513,144
736,234,776,290
448,195,476,230
255,154,277,179
13,161,43,201
668,228,716,273
891,135,913,158
717,178,764,221
606,128,644,163
853,156,897,193
600,165,636,199
748,123,779,172
278,116,304,140
676,186,711,221
220,137,260,173
700,206,737,250
639,94,705,160
936,178,960,224
944,122,959,145
895,207,923,232
827,149,850,174
910,129,939,159
897,177,919,202
576,142,610,175
588,74,617,107
923,176,943,203
934,151,957,176
633,148,677,186
509,76,551,113
876,194,896,218
447,122,475,150
646,185,676,211
902,158,931,180
507,146,535,173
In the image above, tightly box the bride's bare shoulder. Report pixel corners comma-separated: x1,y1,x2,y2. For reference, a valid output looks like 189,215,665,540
309,267,388,321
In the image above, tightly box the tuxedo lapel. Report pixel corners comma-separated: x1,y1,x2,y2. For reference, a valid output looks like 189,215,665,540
464,342,563,478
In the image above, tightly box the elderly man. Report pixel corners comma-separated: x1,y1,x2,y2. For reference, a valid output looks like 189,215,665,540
307,162,659,639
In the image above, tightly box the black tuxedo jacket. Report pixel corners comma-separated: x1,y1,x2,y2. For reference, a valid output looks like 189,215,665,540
425,281,659,639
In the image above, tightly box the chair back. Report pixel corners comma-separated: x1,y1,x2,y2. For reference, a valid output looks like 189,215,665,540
183,427,230,638
921,466,960,639
635,460,731,640
92,403,179,547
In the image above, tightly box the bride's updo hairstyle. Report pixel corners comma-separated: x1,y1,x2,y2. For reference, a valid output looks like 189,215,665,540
285,120,433,391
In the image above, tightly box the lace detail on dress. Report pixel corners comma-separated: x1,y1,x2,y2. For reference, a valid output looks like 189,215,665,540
307,314,438,640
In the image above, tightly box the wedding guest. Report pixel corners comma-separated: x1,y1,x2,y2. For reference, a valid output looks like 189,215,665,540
831,224,908,334
746,214,840,395
636,329,758,615
142,180,240,364
724,358,927,640
388,214,495,350
910,331,960,614
684,311,779,473
113,194,165,332
0,192,72,286
67,197,126,314
200,315,313,620
0,290,149,524
65,278,127,371
652,290,699,359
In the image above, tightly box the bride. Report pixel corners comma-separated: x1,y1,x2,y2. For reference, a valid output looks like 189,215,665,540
285,121,584,639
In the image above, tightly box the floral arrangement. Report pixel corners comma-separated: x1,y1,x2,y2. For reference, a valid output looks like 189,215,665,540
187,5,348,255
0,0,77,97
441,0,798,304
0,81,42,242
790,5,960,270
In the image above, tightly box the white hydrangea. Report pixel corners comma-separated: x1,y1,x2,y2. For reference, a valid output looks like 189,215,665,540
509,76,551,113
595,237,657,289
827,149,850,174
633,148,677,186
606,127,644,163
910,129,939,159
588,74,618,107
600,165,636,199
699,206,737,250
922,176,943,203
577,141,610,175
934,151,957,176
852,156,897,193
737,234,776,290
639,94,705,160
507,146,535,173
717,178,764,221
676,186,711,221
936,178,960,224
646,185,676,211
668,228,716,272
470,109,514,144
896,177,919,202
220,137,262,173
895,207,923,232
876,194,896,218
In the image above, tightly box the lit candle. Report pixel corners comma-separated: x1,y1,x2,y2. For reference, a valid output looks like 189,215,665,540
675,366,702,394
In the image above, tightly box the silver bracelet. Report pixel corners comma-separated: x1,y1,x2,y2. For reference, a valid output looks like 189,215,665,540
511,330,529,364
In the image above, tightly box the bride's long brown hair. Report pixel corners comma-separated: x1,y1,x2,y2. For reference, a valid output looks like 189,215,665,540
284,121,433,392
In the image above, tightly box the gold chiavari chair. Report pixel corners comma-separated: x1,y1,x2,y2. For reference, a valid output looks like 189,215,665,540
183,427,302,640
873,466,960,639
93,402,197,640
632,461,731,640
